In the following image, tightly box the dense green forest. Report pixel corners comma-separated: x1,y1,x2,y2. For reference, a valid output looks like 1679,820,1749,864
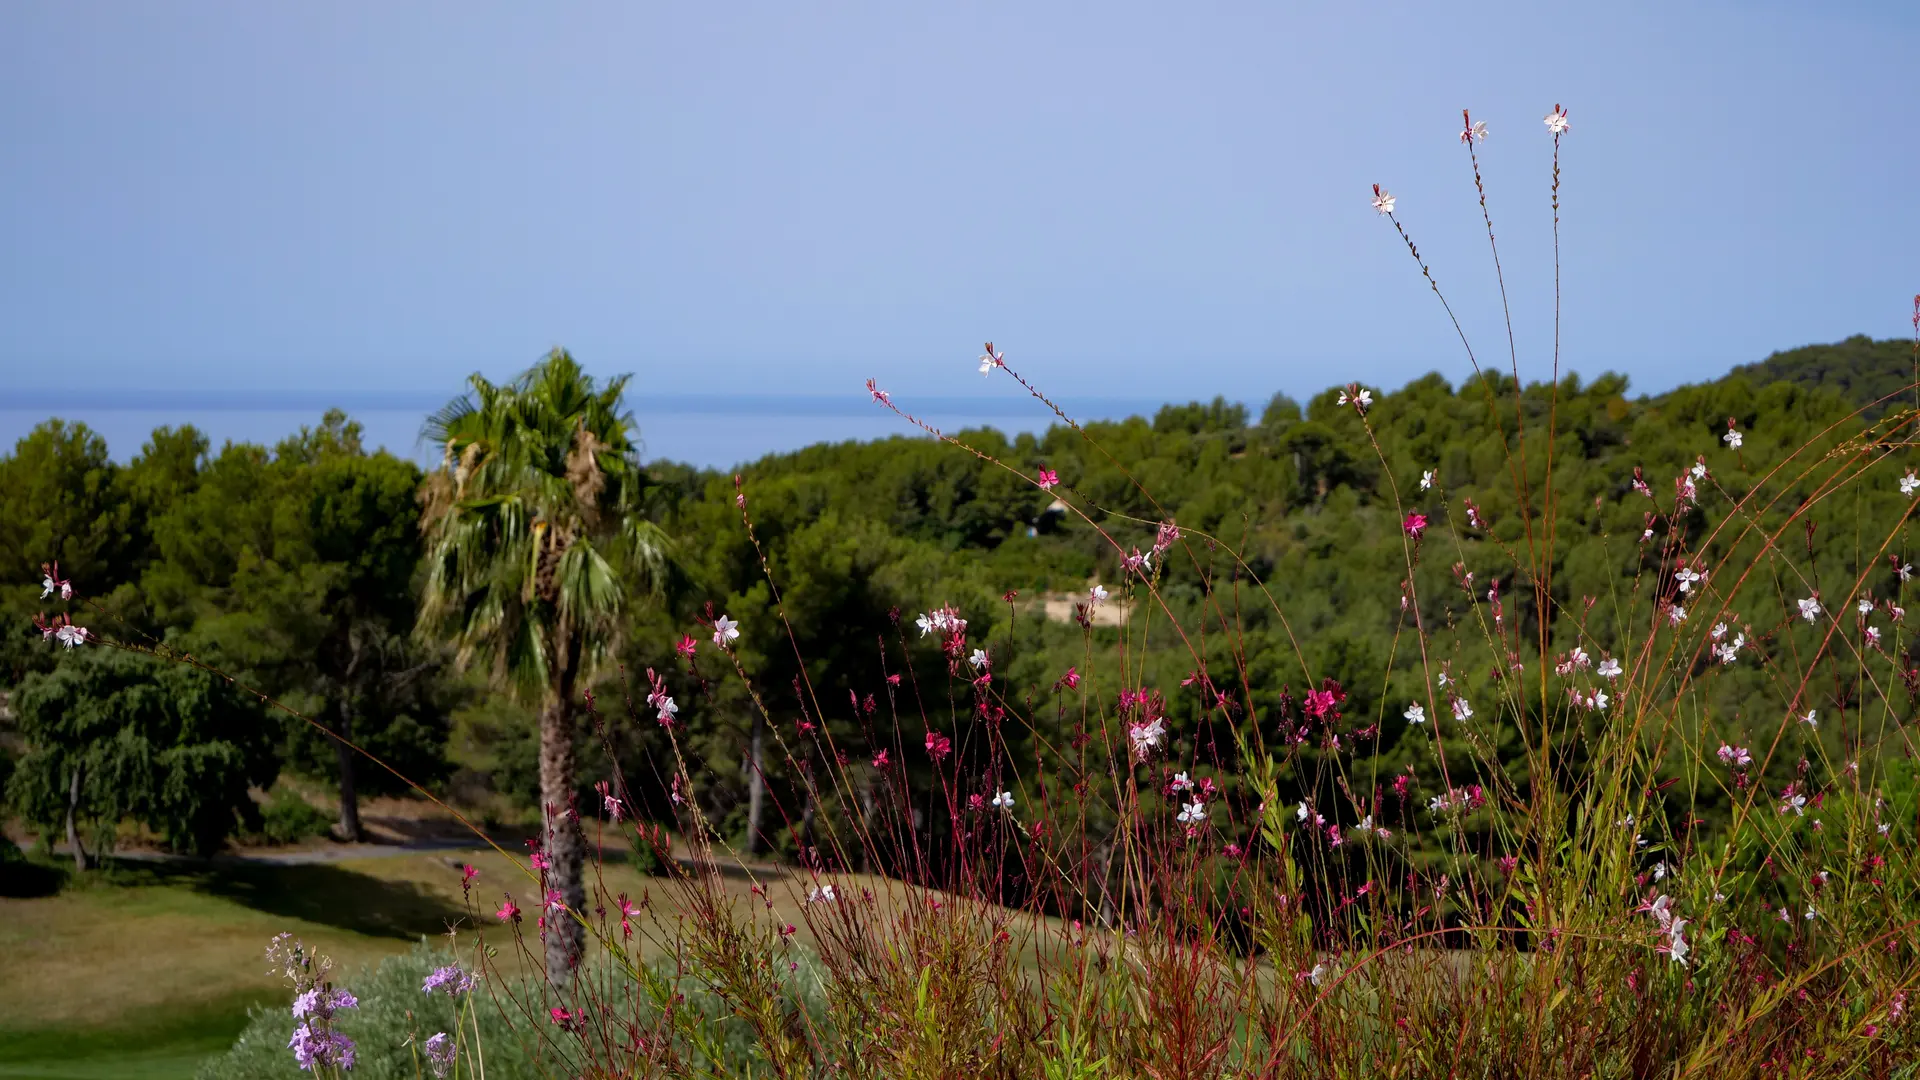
3,335,1916,867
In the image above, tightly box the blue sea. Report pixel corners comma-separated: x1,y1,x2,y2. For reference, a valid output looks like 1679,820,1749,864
1,390,1177,470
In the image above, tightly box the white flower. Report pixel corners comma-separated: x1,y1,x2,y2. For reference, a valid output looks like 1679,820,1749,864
1543,106,1569,135
1867,625,1883,646
1804,905,1818,921
1296,802,1311,823
1169,772,1193,792
1128,718,1167,758
1462,119,1488,143
1420,469,1435,491
656,696,679,722
1404,703,1427,724
1711,622,1729,641
1451,698,1473,722
1668,605,1688,625
1800,709,1818,729
1436,670,1450,687
806,884,838,904
1371,189,1396,214
968,648,989,669
1797,597,1822,622
978,346,1003,376
1597,657,1622,679
712,615,740,647
1177,799,1207,824
1653,862,1668,881
991,790,1014,810
53,624,89,649
1900,562,1915,582
40,573,71,600
1356,389,1372,409
1589,690,1610,711
1859,598,1875,615
1667,918,1690,965
915,613,935,636
1675,568,1704,593
1690,461,1708,480
1902,471,1920,497
1569,646,1591,669
1724,429,1743,449
1089,585,1109,605
1307,961,1333,987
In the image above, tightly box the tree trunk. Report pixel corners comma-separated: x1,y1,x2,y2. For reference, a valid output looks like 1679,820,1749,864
742,712,767,855
538,674,585,987
333,697,362,841
65,766,88,873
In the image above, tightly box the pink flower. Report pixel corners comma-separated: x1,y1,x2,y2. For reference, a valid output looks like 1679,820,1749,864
1037,468,1059,490
872,749,890,769
1057,666,1081,690
544,889,567,913
866,378,890,405
1403,512,1428,539
529,851,550,871
675,635,697,659
924,731,951,761
496,895,520,922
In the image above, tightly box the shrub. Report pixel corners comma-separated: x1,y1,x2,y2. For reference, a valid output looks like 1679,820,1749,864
255,787,334,845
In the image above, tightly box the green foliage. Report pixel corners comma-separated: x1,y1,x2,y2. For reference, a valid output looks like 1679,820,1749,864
256,787,334,845
7,648,277,855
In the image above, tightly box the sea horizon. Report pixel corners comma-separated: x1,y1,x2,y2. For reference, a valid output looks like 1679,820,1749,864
1,389,1184,470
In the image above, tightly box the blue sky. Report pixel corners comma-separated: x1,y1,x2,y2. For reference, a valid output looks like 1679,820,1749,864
1,2,1915,465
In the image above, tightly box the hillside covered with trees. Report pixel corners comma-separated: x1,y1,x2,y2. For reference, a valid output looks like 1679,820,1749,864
3,335,1916,875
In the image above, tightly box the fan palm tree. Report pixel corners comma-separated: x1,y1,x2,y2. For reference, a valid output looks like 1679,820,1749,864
419,348,668,985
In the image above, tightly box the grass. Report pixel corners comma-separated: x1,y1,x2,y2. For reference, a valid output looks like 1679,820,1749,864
0,840,932,1079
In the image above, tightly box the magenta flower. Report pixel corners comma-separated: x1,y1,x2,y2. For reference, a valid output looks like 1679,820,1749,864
1403,512,1428,539
924,731,951,761
496,895,520,922
1037,467,1059,490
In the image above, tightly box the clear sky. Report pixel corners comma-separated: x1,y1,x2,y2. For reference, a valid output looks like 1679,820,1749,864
1,2,1915,465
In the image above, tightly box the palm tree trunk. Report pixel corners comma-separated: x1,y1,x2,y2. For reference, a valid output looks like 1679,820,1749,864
742,712,767,855
333,697,362,841
539,674,585,986
65,766,88,873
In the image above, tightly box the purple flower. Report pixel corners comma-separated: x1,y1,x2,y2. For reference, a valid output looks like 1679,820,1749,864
424,1032,457,1078
291,987,358,1020
289,1022,356,1071
421,965,475,997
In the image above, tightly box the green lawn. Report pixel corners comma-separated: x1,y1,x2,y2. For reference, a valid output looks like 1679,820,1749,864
0,852,494,1080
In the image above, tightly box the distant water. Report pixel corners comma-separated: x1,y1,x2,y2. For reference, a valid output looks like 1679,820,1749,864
0,391,1176,470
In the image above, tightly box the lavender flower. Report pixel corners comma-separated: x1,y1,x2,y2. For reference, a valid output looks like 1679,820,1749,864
421,964,476,997
289,1023,357,1071
424,1032,457,1078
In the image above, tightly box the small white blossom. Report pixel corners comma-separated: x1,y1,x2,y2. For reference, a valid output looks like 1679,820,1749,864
1798,597,1822,622
1371,189,1396,214
968,648,989,669
712,615,740,647
1668,605,1688,625
1307,961,1333,986
1675,568,1705,593
978,346,1004,376
1859,598,1875,615
806,884,839,904
1724,429,1743,449
1296,802,1311,823
1800,709,1817,729
991,790,1014,810
1177,799,1207,824
1089,585,1109,605
1597,657,1622,679
1451,698,1473,722
1543,106,1569,135
1404,703,1427,724
1902,471,1920,497
53,624,89,649
1462,119,1488,143
1420,469,1435,491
